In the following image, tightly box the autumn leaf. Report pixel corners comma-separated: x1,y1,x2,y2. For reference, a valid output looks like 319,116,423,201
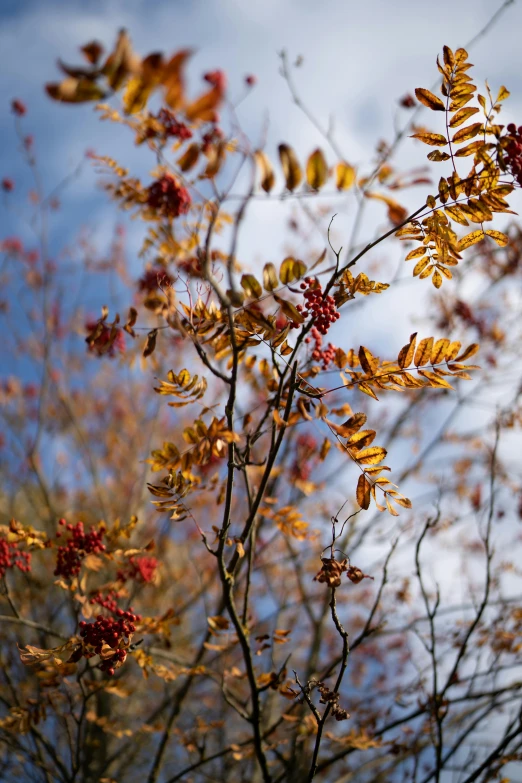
278,144,302,191
415,88,446,111
306,148,328,190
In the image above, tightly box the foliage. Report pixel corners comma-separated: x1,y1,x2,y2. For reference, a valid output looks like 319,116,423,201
1,25,522,783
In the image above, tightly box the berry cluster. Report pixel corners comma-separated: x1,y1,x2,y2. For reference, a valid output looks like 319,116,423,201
85,320,126,357
201,125,224,154
138,267,173,293
89,590,119,613
502,124,522,187
118,556,158,584
291,433,317,482
54,519,105,579
0,537,31,579
146,174,192,218
78,607,139,676
156,109,192,141
298,278,340,334
203,70,227,92
307,327,337,370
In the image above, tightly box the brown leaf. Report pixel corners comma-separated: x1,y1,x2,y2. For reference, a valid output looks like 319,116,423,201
414,88,446,111
278,144,302,191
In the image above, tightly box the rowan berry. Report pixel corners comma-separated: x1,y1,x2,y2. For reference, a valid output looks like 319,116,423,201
146,174,191,218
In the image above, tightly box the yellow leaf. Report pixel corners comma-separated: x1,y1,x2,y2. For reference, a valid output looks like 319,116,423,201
455,141,490,157
263,262,278,292
427,150,451,162
254,150,275,193
458,230,484,251
484,230,508,247
306,148,328,190
207,615,230,631
278,144,302,191
335,412,367,437
432,269,443,288
413,257,431,276
336,161,356,191
414,88,446,111
496,85,510,102
431,338,450,364
355,446,387,466
451,122,482,144
358,346,378,375
410,132,448,147
449,106,479,128
240,274,262,299
177,143,200,172
455,343,479,362
405,246,426,261
414,337,434,367
46,78,106,103
398,333,417,369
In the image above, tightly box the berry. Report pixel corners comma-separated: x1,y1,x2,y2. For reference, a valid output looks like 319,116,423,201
54,520,105,579
11,99,26,116
2,178,14,192
146,174,191,219
0,536,31,578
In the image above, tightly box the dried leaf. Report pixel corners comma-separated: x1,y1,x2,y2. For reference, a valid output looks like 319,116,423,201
414,88,446,111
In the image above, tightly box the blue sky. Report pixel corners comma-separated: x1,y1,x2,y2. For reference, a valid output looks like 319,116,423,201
1,0,522,353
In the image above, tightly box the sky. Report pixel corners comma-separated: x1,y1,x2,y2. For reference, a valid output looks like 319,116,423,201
1,0,522,458
1,0,521,280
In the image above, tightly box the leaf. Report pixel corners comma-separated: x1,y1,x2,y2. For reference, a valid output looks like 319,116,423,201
484,230,508,247
398,333,417,369
410,132,448,147
414,337,434,367
348,430,376,449
263,263,278,292
336,161,356,191
458,230,485,251
358,346,378,375
177,143,200,172
432,269,443,288
431,338,450,364
413,256,431,276
455,343,479,362
162,49,191,110
143,329,157,358
186,85,223,123
355,447,387,466
449,106,479,128
427,150,451,162
444,341,462,362
418,370,454,389
279,257,302,284
455,141,489,157
496,85,510,102
46,78,106,103
207,615,230,631
356,474,371,510
337,412,367,437
414,88,446,111
306,148,328,190
240,274,262,299
451,123,482,144
278,144,302,191
123,53,164,115
254,151,275,193
405,246,426,261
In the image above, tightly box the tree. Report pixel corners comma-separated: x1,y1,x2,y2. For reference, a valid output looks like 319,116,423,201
1,24,522,783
